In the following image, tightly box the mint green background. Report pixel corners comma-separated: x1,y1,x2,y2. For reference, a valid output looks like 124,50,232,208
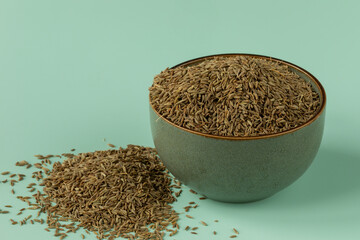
0,0,359,239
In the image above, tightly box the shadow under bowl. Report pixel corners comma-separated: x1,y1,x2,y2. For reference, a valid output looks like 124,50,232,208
149,53,326,203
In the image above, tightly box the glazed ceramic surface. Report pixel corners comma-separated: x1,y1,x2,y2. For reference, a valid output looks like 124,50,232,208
150,54,326,202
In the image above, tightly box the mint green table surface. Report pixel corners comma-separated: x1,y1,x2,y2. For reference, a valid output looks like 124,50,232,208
1,1,359,239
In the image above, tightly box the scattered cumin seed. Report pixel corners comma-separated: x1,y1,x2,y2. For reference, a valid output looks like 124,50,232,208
199,197,207,200
0,211,10,214
175,190,182,197
185,215,193,219
192,227,198,230
16,160,29,166
233,228,239,234
200,221,208,226
169,229,178,236
189,201,195,204
190,231,197,234
1,171,10,175
184,206,191,212
107,143,115,148
214,231,217,235
189,189,198,194
185,226,190,231
214,220,219,222
230,235,237,238
81,234,85,239
5,205,12,208
59,235,67,240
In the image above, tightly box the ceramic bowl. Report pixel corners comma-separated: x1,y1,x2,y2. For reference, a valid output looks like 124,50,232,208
149,53,326,202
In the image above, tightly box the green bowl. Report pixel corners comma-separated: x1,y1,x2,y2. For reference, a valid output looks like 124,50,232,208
149,53,326,203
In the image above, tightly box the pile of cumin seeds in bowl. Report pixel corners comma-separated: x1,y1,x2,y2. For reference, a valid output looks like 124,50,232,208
1,145,182,240
149,55,321,137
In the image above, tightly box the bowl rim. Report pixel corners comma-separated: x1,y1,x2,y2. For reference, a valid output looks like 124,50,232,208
149,53,326,140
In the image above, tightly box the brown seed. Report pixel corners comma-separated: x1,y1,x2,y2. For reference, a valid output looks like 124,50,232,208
33,163,42,169
10,180,17,186
200,221,208,226
71,149,75,152
175,190,182,197
189,189,197,194
185,215,193,219
0,211,10,214
185,226,190,231
190,232,197,235
213,231,217,235
1,171,10,175
233,228,239,234
199,197,207,200
5,205,12,208
169,229,178,236
192,227,198,230
230,235,237,238
2,179,8,183
16,160,29,166
81,234,85,239
107,143,116,148
214,220,219,222
189,201,195,204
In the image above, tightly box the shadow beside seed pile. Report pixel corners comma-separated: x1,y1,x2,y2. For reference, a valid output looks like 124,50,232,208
149,56,321,137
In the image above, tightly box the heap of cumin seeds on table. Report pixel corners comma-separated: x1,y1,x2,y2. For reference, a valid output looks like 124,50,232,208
39,145,179,239
149,55,321,137
1,145,180,240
